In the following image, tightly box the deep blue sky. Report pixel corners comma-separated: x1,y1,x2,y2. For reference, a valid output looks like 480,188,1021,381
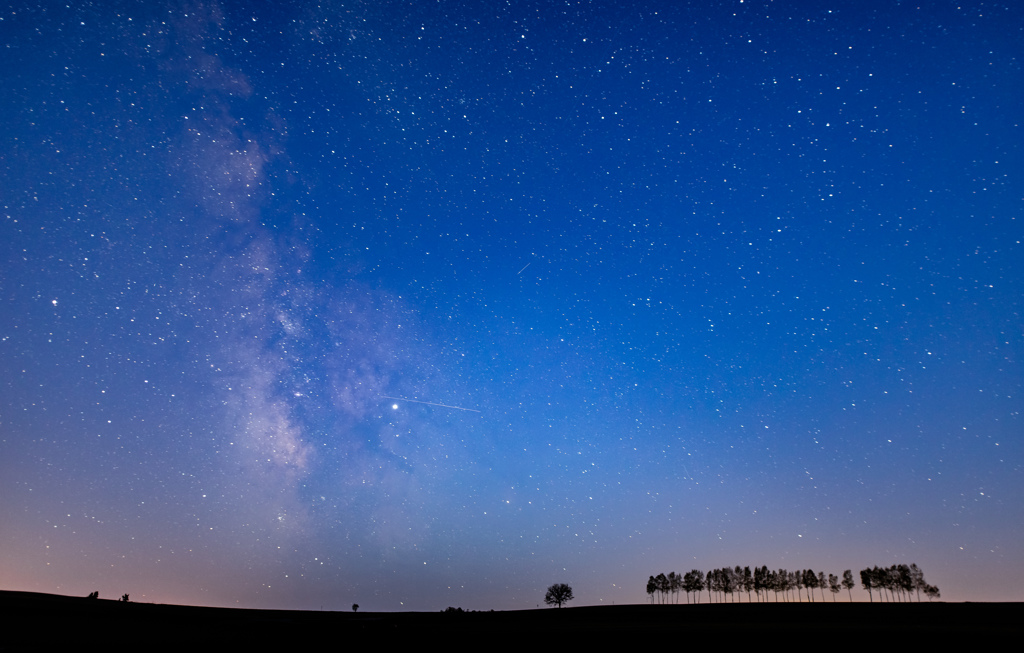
2,0,1021,609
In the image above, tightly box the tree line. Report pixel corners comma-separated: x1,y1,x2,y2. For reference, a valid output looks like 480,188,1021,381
646,564,939,604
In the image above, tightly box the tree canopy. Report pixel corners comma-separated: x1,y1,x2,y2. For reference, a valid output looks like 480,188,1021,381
544,583,574,608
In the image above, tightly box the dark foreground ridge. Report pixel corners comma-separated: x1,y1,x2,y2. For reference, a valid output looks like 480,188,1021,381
3,590,1019,646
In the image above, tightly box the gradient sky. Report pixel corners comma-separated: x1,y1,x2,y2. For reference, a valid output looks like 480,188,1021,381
2,0,1021,610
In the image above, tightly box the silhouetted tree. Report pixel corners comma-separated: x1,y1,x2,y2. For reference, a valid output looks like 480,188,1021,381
860,567,876,602
907,564,938,602
757,565,772,602
87,591,98,599
876,566,894,602
884,565,904,602
545,583,574,608
684,569,704,604
730,567,741,602
655,573,669,604
828,574,840,601
842,570,855,601
720,568,735,602
119,594,130,602
909,564,925,601
802,572,811,601
741,566,753,602
770,569,786,605
668,571,681,603
897,564,915,602
879,565,895,602
352,603,359,612
646,576,657,604
872,566,888,601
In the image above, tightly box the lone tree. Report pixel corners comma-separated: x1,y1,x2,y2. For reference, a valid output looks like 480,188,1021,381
544,583,574,608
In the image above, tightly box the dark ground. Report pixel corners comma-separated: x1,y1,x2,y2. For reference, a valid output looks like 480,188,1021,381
2,590,1018,646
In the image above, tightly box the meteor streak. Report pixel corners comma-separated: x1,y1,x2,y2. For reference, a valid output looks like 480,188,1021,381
382,395,481,413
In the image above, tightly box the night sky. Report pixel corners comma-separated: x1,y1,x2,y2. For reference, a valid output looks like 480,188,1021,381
2,1,1022,610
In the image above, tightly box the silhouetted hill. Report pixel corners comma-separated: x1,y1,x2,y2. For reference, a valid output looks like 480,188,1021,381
2,590,1019,646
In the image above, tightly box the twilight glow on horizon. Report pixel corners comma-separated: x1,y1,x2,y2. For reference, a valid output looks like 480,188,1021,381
1,0,1021,610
